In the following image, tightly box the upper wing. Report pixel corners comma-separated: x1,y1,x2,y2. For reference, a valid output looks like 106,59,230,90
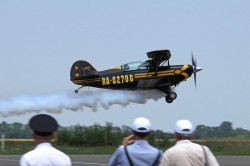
147,49,171,61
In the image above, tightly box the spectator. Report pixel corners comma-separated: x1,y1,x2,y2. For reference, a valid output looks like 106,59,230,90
109,117,162,166
160,119,219,166
19,114,72,166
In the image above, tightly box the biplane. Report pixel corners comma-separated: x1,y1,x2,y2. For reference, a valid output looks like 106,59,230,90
70,49,202,103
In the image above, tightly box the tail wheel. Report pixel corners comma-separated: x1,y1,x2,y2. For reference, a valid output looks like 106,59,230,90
74,86,84,93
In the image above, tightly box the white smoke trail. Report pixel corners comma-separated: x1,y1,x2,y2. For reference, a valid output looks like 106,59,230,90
0,90,165,117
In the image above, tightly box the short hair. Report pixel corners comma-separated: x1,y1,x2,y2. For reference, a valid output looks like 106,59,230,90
175,132,192,140
133,130,151,138
34,131,53,137
33,131,55,141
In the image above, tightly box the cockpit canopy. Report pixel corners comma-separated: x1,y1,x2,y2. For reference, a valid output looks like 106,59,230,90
122,61,149,71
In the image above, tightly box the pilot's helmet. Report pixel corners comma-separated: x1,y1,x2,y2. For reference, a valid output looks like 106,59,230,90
124,64,129,70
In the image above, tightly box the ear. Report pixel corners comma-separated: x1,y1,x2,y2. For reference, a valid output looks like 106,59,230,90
32,131,36,139
131,130,135,135
173,132,178,139
52,133,56,140
191,132,195,138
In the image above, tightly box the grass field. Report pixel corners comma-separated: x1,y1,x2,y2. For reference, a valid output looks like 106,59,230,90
1,139,250,155
0,139,116,155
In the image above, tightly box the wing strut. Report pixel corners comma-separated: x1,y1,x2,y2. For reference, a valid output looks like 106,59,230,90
154,55,164,76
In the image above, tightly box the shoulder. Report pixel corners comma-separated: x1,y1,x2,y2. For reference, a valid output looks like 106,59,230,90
30,146,70,160
50,147,71,159
163,145,176,156
113,145,125,156
200,145,214,155
21,149,36,159
109,146,126,166
200,145,219,165
151,146,162,155
117,145,125,151
20,150,36,165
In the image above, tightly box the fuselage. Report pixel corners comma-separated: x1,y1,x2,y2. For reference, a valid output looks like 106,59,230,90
70,49,202,103
72,64,194,90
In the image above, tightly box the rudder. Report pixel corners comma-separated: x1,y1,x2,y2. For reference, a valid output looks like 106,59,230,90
70,60,99,83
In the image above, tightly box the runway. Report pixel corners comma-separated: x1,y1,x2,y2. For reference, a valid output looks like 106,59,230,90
1,155,250,166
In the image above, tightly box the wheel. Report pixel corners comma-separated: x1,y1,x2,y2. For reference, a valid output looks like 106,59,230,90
169,92,177,100
165,97,173,103
74,90,79,93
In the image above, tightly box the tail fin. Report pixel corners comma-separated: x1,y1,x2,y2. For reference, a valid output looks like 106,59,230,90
70,60,99,82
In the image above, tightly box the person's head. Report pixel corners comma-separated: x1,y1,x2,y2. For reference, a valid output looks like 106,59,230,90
174,119,194,140
29,114,59,143
131,117,152,139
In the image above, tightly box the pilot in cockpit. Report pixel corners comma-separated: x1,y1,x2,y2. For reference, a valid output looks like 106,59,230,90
124,64,129,71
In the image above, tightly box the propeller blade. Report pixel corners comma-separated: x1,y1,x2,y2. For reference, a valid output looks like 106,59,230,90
194,72,197,87
191,51,202,88
192,52,195,66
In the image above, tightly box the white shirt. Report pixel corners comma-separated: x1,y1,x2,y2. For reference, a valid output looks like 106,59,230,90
160,140,219,166
20,142,72,166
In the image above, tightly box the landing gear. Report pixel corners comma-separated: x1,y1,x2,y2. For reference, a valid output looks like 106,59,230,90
169,92,177,100
165,92,177,103
165,97,173,103
74,86,84,93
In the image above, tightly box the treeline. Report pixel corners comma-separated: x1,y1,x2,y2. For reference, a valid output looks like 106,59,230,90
0,121,250,147
195,121,250,139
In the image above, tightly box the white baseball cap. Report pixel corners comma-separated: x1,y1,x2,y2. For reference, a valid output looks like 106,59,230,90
132,117,152,133
175,119,193,134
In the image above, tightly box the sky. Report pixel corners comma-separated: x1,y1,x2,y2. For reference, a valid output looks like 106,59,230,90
0,1,250,132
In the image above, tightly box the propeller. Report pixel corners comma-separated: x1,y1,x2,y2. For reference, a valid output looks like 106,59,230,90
191,51,202,87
